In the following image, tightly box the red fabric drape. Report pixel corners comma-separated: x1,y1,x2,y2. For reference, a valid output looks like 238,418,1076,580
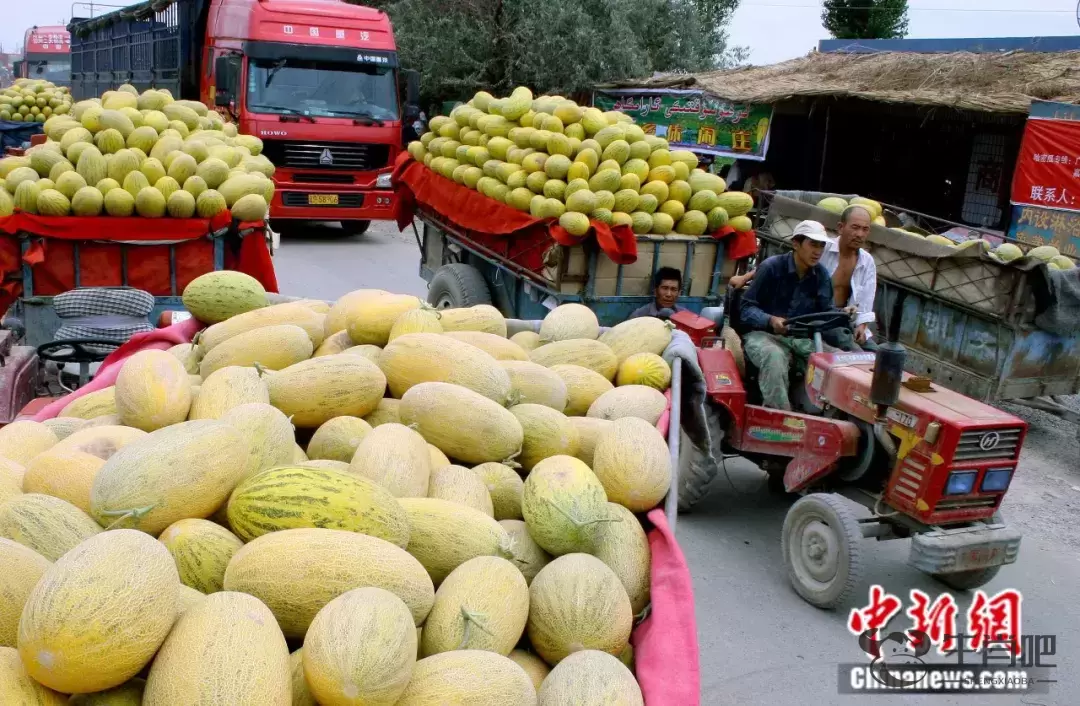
712,224,759,261
392,153,638,268
0,211,278,316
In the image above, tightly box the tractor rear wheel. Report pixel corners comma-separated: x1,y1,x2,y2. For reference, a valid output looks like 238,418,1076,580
782,493,864,609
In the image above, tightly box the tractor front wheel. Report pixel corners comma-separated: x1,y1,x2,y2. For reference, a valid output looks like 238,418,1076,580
782,493,864,609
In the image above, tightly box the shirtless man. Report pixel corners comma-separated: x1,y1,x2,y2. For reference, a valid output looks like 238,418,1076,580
822,205,878,349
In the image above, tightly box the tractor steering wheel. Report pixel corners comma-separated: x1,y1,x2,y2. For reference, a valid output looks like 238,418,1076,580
783,311,852,339
36,339,119,364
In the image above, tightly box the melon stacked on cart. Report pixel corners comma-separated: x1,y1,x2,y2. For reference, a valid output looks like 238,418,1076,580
0,273,686,704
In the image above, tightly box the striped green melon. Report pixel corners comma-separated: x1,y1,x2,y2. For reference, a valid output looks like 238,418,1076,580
188,366,270,420
436,304,507,337
398,498,514,585
616,352,672,390
598,317,672,364
539,303,600,342
531,340,618,381
421,556,529,657
0,646,67,705
592,417,671,512
218,402,296,480
378,333,512,403
508,650,550,692
521,456,608,556
307,415,372,463
158,518,244,594
399,382,524,465
199,324,314,377
500,360,568,411
590,503,651,614
349,423,433,498
0,420,58,465
527,554,632,665
0,538,51,648
363,398,401,427
289,649,317,706
181,270,267,324
303,587,418,706
222,528,435,638
143,591,290,705
266,355,386,427
396,651,537,706
90,420,251,535
473,462,524,521
18,530,180,693
569,417,613,467
227,466,410,546
587,384,668,425
428,465,494,516
0,493,102,561
510,404,579,471
538,650,643,705
68,678,146,705
498,519,551,584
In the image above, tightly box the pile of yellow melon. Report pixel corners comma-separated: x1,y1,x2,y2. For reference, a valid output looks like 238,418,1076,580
0,272,683,703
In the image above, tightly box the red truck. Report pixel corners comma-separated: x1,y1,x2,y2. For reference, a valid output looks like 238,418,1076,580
15,26,71,86
68,0,419,236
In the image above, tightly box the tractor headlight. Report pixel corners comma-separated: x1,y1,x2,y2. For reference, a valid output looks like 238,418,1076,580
981,468,1013,493
376,173,392,188
945,471,977,496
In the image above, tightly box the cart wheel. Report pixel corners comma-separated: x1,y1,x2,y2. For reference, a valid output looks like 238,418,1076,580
931,565,1001,591
427,263,491,309
782,493,864,609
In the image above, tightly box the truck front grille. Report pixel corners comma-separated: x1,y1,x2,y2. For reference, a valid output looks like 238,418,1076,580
262,141,391,171
954,428,1022,461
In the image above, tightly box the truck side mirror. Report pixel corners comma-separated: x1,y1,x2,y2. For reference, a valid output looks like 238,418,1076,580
404,69,420,111
214,55,239,108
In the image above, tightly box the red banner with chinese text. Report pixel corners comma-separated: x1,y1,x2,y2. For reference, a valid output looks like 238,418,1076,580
1011,117,1080,212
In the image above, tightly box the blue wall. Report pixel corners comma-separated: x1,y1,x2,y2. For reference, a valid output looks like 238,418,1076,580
819,37,1080,54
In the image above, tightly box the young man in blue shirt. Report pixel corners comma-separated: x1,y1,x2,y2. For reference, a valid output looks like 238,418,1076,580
739,220,843,410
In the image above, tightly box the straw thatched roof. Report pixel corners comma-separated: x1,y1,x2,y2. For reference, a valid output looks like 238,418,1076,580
600,51,1080,114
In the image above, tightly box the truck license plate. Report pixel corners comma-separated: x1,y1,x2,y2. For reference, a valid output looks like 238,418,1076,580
308,194,339,205
956,542,1005,571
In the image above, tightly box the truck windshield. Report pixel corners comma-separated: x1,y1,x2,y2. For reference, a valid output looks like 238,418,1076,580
29,61,71,80
247,58,398,121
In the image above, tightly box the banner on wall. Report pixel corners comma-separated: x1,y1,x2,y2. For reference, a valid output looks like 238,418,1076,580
593,89,773,161
1010,100,1080,212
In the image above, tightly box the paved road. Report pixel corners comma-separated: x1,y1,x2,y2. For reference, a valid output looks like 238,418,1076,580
275,226,1079,705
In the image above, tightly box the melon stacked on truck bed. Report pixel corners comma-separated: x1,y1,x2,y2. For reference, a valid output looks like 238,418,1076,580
0,274,686,702
0,82,272,222
406,86,755,237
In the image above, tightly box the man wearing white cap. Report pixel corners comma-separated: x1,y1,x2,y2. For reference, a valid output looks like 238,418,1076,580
739,220,841,411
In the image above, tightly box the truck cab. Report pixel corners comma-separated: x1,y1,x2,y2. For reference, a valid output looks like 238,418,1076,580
19,26,71,87
69,0,418,235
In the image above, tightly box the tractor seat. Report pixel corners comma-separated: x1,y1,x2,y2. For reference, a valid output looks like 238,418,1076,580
49,288,156,382
725,285,809,409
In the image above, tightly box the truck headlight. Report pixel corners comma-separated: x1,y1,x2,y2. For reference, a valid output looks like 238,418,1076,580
980,468,1013,492
376,173,392,188
945,471,977,495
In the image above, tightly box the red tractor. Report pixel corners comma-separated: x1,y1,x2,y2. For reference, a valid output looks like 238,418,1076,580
671,305,1024,609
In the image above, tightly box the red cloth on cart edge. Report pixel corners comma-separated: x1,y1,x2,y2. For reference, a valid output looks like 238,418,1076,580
392,153,638,266
635,508,702,706
31,318,204,423
716,225,759,261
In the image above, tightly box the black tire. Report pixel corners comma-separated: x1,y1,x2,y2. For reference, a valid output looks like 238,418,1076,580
932,565,1002,591
339,220,371,236
427,263,491,309
782,493,864,609
678,443,718,513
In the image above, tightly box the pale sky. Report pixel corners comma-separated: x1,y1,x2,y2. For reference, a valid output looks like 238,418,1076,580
2,0,1078,64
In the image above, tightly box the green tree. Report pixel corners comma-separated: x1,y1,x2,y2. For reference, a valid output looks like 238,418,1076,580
822,0,909,40
361,0,745,106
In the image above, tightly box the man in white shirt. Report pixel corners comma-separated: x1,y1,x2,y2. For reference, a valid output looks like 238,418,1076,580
821,204,878,350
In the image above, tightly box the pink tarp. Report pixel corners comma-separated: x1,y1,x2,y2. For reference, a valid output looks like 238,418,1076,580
31,321,701,705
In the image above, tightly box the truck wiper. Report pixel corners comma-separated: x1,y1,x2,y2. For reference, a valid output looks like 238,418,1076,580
257,106,316,123
350,113,385,127
265,59,287,87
